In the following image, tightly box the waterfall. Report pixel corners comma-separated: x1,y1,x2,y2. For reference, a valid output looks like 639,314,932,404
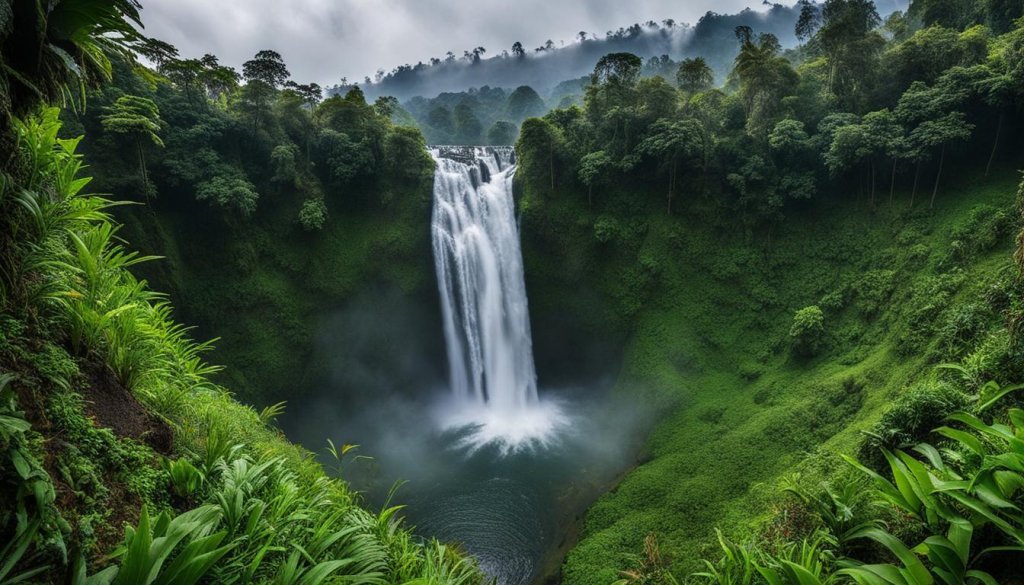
431,146,564,452
432,146,538,411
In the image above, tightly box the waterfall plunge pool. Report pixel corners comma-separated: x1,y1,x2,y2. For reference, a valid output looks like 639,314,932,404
283,385,644,585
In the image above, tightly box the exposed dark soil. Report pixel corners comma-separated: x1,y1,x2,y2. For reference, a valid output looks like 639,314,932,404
80,361,173,454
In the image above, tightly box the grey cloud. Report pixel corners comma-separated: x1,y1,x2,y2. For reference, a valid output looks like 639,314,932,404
138,0,766,85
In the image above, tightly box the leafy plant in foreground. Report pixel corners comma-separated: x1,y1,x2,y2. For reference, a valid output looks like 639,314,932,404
74,505,231,585
0,373,61,584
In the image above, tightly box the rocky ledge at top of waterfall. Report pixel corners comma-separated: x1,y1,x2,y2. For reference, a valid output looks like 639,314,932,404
432,145,516,168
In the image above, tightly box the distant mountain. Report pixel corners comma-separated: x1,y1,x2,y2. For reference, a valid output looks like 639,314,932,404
345,1,909,102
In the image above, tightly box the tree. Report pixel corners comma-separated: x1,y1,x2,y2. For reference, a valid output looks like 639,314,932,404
676,58,715,95
895,72,976,207
487,121,519,146
857,109,906,205
373,96,399,119
591,53,643,87
271,144,297,186
823,119,865,174
815,0,884,109
637,118,704,214
733,31,799,139
427,106,455,136
100,95,164,199
242,50,290,88
196,174,259,217
517,117,563,194
886,26,977,90
795,0,823,42
985,0,1024,33
464,47,486,64
768,119,812,166
636,77,679,124
506,86,546,121
241,50,290,130
199,60,240,102
687,90,727,196
317,129,375,185
453,103,483,144
790,306,825,357
578,150,613,206
162,58,204,107
976,36,1024,176
316,88,378,144
136,38,179,69
298,198,328,231
512,42,526,58
908,0,982,29
383,126,433,183
586,53,645,157
824,115,891,207
911,112,974,208
284,81,323,111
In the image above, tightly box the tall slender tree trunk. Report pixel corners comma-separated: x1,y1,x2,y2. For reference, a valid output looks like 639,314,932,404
911,161,921,208
930,144,946,210
136,140,149,204
889,157,897,205
986,111,1004,178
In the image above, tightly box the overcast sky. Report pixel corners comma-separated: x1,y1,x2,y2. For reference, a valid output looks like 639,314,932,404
138,0,779,86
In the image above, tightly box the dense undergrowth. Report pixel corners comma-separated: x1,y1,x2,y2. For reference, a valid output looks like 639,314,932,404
501,4,1024,582
0,108,486,583
520,162,1024,583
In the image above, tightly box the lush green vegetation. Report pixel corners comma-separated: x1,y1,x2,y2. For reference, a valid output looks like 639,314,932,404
5,0,1024,584
0,3,484,583
55,47,438,405
508,0,1024,582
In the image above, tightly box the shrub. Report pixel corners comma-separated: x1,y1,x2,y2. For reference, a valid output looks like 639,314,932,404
790,306,825,357
196,174,259,217
594,215,621,243
948,204,1011,261
270,144,298,186
862,380,968,458
935,302,990,358
298,198,328,231
894,271,966,356
818,286,849,312
853,270,895,316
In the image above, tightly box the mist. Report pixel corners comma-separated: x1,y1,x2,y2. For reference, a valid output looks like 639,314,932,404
352,0,909,102
282,373,656,584
355,6,801,101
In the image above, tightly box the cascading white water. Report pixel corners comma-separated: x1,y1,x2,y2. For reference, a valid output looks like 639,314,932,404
431,146,565,452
